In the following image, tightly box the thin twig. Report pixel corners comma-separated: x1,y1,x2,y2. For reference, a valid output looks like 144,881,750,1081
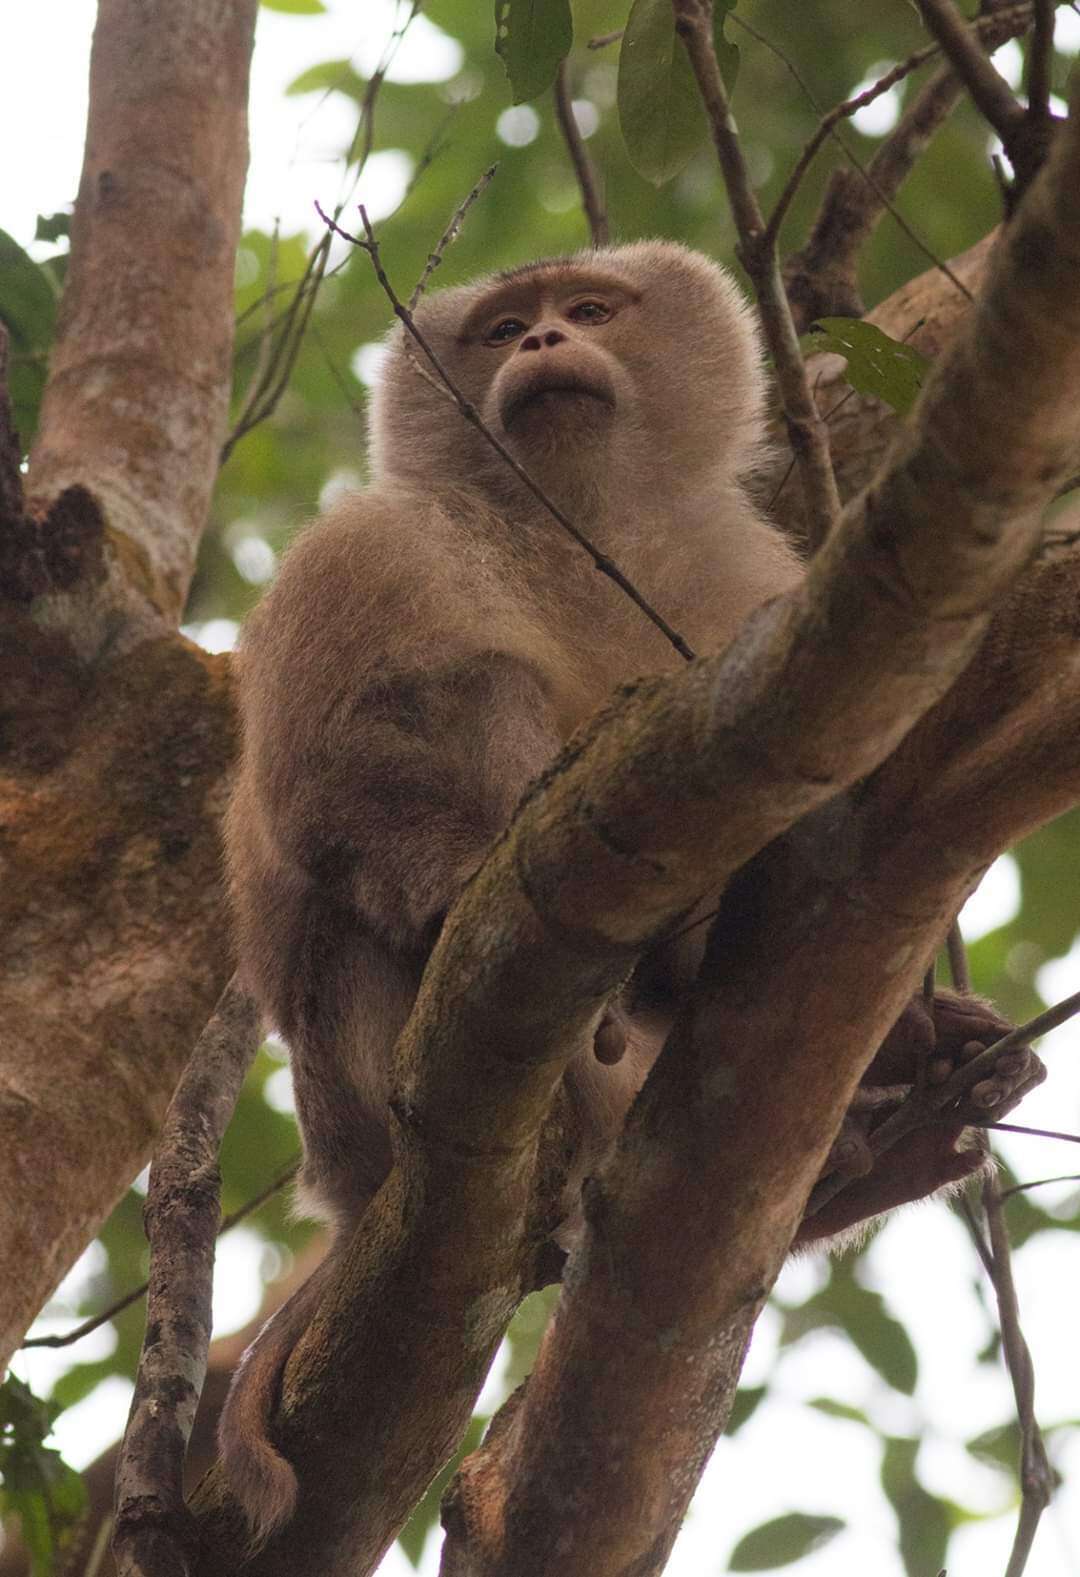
588,28,623,50
113,978,263,1577
986,1120,1080,1146
316,202,697,661
737,14,974,309
672,0,840,553
1027,0,1055,119
982,1176,1054,1577
1000,1172,1080,1199
947,919,971,993
409,165,498,310
806,989,1080,1218
765,1,1034,245
223,233,331,463
553,60,609,247
22,1159,299,1350
0,322,25,523
914,0,1025,141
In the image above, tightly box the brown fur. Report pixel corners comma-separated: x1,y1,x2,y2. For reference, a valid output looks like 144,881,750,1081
219,243,801,1541
218,243,1043,1541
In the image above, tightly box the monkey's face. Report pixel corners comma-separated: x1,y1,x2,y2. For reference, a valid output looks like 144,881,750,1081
371,243,767,498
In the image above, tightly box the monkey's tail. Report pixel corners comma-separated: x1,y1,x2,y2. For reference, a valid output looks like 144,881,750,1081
218,1254,337,1549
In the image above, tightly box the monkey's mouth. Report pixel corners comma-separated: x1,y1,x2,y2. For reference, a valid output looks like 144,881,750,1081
501,372,615,428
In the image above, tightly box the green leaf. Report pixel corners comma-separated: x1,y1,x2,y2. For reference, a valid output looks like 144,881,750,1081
617,0,740,186
34,213,70,246
618,0,705,187
0,1376,88,1576
285,59,363,98
807,1396,870,1425
260,0,326,13
728,1512,845,1570
880,1436,957,1575
0,230,58,349
494,0,573,105
805,318,930,417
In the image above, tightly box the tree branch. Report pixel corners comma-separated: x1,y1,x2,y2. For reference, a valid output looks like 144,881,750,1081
673,0,841,551
437,94,1080,1577
915,0,1025,142
25,0,257,639
553,61,609,247
114,978,262,1577
183,91,1080,1574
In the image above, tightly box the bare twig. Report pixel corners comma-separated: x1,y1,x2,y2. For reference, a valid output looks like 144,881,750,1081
1027,0,1056,120
673,0,840,553
316,201,697,661
554,60,609,247
22,1160,298,1351
982,1176,1054,1577
1000,1171,1080,1198
223,232,331,463
806,989,1080,1218
987,1120,1080,1145
588,28,623,50
0,323,24,525
947,918,971,993
915,0,1025,141
409,165,498,310
766,0,1035,246
113,977,262,1577
738,14,974,320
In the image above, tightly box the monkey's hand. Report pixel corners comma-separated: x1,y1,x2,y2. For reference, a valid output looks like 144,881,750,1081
795,990,1045,1245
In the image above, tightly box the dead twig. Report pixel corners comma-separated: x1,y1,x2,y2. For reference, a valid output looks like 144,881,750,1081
113,977,262,1577
409,164,497,310
553,59,609,247
806,988,1080,1219
22,1159,298,1351
736,14,974,325
673,0,841,553
766,3,1034,248
0,323,24,524
316,201,697,661
915,0,1024,141
982,1176,1054,1577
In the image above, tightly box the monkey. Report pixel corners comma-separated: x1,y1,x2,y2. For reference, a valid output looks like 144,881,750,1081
218,241,1043,1543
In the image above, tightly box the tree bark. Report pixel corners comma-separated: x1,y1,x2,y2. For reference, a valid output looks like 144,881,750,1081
0,0,257,1371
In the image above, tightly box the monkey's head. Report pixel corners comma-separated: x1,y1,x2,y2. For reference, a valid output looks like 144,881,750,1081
370,241,767,509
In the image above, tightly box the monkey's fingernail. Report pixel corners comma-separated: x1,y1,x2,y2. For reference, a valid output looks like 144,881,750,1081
926,1057,952,1084
971,1077,1007,1109
594,1021,626,1065
994,1050,1028,1075
961,1039,987,1061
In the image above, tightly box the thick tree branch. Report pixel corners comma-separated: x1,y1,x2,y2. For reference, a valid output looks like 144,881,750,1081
0,0,256,1372
26,0,257,641
186,96,1080,1575
438,98,1080,1577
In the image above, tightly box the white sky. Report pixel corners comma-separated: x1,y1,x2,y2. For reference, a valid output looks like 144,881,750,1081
5,5,1080,1574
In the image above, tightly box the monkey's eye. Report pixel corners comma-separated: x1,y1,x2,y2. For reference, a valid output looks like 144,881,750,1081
485,317,527,345
568,299,612,324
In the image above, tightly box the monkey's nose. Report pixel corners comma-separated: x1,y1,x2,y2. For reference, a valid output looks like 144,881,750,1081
519,327,567,352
